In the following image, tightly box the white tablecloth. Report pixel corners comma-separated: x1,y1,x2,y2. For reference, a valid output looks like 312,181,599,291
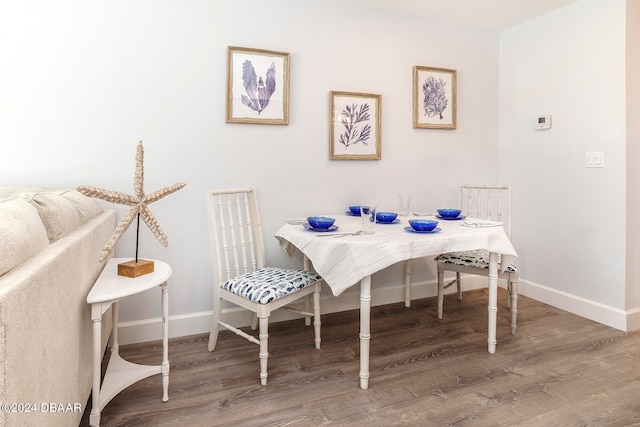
275,214,517,296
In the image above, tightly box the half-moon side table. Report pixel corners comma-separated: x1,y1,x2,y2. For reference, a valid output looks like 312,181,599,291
87,258,171,427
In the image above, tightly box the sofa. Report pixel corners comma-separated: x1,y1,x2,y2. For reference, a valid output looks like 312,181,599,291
0,187,116,427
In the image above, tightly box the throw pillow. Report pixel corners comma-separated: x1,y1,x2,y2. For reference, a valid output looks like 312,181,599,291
23,190,103,242
0,198,50,276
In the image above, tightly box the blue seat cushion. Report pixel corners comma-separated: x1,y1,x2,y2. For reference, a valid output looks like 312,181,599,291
222,267,322,304
435,249,517,273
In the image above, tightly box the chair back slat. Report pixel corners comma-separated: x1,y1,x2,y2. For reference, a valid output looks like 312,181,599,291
207,187,266,286
460,184,512,240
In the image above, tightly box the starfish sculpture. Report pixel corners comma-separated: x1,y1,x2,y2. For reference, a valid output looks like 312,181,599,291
78,141,186,262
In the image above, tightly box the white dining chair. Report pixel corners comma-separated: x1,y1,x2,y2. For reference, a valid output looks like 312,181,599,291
206,187,323,385
434,185,518,334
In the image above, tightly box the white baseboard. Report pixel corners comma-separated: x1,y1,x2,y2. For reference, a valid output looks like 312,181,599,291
115,275,639,345
517,279,632,331
116,277,478,345
625,306,640,331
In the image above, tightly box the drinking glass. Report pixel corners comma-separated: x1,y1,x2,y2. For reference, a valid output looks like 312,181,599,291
398,195,411,216
360,205,377,235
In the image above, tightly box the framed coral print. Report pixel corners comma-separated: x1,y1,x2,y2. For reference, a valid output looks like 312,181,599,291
413,66,457,129
226,46,290,125
329,91,381,160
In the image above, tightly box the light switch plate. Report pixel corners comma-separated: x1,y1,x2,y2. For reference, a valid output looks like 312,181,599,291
536,115,551,130
586,151,604,168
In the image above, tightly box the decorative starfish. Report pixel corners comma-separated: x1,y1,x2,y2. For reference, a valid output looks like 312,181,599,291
78,141,186,262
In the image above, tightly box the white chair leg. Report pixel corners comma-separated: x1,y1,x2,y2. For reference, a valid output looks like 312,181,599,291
437,268,445,320
404,259,413,308
456,272,462,300
250,313,258,330
313,284,321,349
208,303,221,352
258,316,269,385
303,255,313,325
304,294,312,326
509,277,518,335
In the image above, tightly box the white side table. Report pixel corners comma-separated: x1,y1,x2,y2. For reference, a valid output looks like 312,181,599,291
87,258,171,427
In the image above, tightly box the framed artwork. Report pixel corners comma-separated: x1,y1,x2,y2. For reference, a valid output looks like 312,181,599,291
413,66,457,129
329,91,381,160
226,46,290,125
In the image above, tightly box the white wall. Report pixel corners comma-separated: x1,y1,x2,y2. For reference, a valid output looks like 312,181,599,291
500,0,629,321
626,0,640,316
0,1,500,342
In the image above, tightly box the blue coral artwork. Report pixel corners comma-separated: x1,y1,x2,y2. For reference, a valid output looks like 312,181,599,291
240,60,276,115
413,66,457,129
330,91,381,160
423,76,448,120
338,103,372,149
226,46,290,125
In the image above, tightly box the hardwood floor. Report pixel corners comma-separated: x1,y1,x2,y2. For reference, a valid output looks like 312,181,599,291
80,289,640,426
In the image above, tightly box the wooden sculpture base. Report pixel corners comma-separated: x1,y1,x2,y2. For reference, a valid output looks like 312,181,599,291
118,259,155,278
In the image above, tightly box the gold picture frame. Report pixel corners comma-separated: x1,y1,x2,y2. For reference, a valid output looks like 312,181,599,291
413,66,457,129
226,46,290,125
329,91,381,160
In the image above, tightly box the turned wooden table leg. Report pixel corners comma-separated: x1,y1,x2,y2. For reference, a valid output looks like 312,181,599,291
359,276,372,390
487,252,498,354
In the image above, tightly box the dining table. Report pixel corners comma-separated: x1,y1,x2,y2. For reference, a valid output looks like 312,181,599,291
275,212,517,390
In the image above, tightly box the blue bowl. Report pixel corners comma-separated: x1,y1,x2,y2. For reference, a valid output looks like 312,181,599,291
437,208,462,219
349,205,361,215
408,219,439,231
307,216,335,229
376,211,398,223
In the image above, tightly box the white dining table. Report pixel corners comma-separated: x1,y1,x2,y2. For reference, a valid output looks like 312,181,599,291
275,213,517,390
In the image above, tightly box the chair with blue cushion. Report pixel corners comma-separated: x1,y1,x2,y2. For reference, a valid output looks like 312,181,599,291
434,184,518,335
206,187,323,385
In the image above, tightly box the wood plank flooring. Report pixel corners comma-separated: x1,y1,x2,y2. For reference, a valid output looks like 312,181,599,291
80,289,640,426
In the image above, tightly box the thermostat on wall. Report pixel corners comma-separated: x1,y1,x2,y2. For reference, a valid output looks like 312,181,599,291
535,115,552,130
